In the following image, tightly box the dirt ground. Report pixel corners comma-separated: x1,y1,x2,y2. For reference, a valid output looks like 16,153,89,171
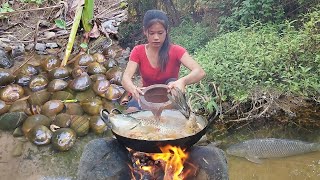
0,129,100,180
0,131,45,180
1,0,122,43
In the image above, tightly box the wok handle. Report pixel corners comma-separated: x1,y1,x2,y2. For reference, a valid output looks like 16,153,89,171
99,109,113,129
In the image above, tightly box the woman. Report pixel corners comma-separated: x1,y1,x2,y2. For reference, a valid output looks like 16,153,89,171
121,9,206,113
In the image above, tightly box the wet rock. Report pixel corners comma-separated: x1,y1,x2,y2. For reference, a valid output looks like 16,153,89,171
0,112,28,131
77,138,130,180
188,143,229,180
0,48,13,68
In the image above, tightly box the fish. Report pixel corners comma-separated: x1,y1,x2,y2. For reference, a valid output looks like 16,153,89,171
100,108,206,140
100,109,142,131
226,138,320,164
167,87,190,118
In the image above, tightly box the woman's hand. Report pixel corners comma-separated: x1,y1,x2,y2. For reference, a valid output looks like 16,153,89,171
131,86,144,102
167,79,186,92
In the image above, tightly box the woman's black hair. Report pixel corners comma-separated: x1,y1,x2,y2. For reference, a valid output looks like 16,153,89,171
143,9,170,72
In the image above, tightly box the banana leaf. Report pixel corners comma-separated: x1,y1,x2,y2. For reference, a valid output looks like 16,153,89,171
82,0,94,33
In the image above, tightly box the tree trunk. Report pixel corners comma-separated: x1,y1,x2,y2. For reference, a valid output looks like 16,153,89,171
161,0,181,26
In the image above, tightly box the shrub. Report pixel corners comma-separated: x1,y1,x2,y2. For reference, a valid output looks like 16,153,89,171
183,8,320,113
170,18,214,53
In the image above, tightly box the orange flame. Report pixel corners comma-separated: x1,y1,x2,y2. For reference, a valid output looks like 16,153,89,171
129,145,195,180
152,145,188,180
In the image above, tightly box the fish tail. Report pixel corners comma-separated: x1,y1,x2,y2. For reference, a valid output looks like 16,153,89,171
311,143,320,151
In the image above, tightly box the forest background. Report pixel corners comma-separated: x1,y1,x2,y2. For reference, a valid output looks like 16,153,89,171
119,0,320,128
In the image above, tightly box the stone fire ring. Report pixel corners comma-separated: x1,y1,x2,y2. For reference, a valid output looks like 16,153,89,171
139,84,173,110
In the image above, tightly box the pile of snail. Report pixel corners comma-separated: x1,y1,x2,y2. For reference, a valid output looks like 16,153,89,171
0,52,130,151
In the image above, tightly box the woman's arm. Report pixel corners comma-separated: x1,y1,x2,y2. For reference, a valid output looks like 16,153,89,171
167,52,206,91
121,61,144,100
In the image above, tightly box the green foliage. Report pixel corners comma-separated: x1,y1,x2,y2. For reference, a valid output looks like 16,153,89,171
190,9,320,106
185,81,220,115
0,2,13,19
0,2,13,12
55,19,66,29
218,0,285,32
170,18,214,53
20,0,44,4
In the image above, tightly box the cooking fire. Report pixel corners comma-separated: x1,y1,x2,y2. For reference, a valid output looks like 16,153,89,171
129,145,198,180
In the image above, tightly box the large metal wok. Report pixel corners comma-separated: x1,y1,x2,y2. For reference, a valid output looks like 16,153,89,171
100,85,218,153
100,108,218,153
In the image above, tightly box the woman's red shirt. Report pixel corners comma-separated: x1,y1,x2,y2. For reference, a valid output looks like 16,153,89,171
129,44,186,87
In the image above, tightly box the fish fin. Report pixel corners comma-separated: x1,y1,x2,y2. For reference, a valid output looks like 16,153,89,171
245,155,263,164
167,87,190,118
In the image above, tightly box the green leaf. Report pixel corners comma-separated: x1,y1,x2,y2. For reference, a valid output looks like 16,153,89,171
80,43,88,49
120,2,128,9
55,19,66,29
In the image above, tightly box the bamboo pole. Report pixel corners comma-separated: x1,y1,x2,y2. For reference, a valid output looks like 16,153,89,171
61,4,83,67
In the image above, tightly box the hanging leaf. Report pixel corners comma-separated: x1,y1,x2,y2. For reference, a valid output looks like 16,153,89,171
82,0,94,33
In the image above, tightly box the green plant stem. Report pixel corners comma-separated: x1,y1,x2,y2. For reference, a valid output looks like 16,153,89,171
61,4,83,67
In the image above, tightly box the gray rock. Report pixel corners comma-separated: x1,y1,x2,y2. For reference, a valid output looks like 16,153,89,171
102,20,118,33
25,43,35,51
77,138,229,180
35,43,46,51
46,43,59,49
189,143,229,180
77,138,130,180
0,38,11,49
11,45,25,62
0,48,13,68
36,51,48,55
43,32,56,39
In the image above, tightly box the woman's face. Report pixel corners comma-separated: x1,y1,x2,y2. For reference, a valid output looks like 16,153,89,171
144,22,167,48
